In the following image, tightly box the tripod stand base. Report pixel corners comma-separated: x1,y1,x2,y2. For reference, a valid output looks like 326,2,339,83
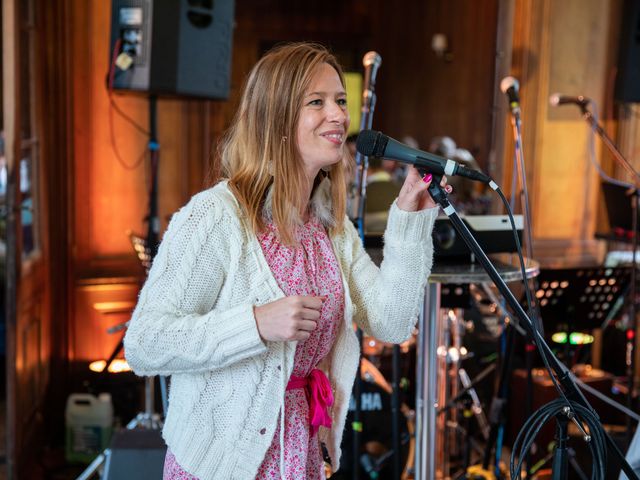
75,451,109,480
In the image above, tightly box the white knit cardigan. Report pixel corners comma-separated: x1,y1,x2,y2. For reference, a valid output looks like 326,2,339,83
123,181,437,479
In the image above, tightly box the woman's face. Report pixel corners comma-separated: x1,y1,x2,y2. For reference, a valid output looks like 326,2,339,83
296,63,350,178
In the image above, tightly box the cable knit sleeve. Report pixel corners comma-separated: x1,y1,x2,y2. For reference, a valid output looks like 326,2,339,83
345,201,438,343
123,190,267,376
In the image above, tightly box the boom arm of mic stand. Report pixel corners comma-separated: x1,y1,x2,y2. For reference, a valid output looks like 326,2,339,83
580,106,640,186
581,104,640,447
426,179,640,480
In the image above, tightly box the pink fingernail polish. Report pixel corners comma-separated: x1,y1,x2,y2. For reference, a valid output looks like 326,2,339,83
423,174,432,184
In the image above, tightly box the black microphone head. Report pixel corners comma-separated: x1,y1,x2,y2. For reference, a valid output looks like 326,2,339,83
549,93,591,107
363,51,382,68
500,76,519,95
356,130,387,157
500,76,520,108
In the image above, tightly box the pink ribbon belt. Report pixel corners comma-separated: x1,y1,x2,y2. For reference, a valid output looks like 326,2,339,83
286,368,334,436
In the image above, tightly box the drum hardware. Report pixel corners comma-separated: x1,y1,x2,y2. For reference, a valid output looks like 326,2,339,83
417,255,541,480
334,358,415,480
459,368,490,441
437,345,471,363
363,334,416,357
357,403,415,480
437,363,496,417
470,281,533,475
471,283,526,336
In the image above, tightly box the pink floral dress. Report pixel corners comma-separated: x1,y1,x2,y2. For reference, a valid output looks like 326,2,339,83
163,216,344,480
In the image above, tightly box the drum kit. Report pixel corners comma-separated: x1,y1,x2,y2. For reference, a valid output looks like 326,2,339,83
327,252,541,480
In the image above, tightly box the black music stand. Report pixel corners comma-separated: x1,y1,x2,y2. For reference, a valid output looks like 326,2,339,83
534,266,631,337
601,182,640,241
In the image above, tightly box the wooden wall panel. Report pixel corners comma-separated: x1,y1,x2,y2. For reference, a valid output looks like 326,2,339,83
206,0,500,176
372,0,500,170
538,0,613,240
72,280,141,362
503,0,623,266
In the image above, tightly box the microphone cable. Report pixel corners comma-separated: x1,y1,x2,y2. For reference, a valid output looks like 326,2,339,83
509,398,607,479
489,182,570,406
489,183,608,477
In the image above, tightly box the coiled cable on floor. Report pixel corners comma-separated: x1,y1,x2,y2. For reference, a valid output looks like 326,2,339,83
510,398,607,479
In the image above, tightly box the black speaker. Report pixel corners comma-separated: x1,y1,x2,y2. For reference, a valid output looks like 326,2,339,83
102,429,167,480
615,0,640,102
109,0,235,100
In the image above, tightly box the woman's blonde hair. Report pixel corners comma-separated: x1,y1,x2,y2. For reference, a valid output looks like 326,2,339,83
219,42,349,244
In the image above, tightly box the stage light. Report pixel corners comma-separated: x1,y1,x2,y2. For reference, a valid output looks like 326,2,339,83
89,358,131,373
551,332,594,345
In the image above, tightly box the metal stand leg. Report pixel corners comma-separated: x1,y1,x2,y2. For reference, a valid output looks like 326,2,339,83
74,450,110,480
125,376,164,430
416,283,441,480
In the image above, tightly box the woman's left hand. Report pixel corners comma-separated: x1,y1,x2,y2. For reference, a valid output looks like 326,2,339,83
396,167,452,212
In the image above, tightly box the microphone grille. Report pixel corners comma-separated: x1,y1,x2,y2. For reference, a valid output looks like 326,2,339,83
549,93,561,106
363,51,382,68
500,76,519,94
356,130,381,157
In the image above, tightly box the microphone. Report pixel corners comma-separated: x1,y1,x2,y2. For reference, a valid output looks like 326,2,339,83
362,51,382,110
356,130,491,184
500,76,520,114
549,93,591,108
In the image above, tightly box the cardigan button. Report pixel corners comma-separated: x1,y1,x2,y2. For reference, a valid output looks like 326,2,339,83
277,365,281,371
259,428,266,435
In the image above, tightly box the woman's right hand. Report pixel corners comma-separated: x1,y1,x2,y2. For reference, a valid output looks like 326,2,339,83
253,295,324,342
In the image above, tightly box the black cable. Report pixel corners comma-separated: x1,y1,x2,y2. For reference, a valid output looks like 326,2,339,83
109,95,150,136
106,37,150,170
493,185,572,408
108,103,148,170
510,398,607,479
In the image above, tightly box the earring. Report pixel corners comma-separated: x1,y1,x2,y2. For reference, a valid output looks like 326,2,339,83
281,136,288,143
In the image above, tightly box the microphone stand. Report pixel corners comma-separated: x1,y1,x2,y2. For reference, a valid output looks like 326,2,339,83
510,104,540,477
147,95,160,258
351,53,380,480
578,102,640,446
551,414,569,480
423,173,640,479
480,101,542,476
508,107,535,267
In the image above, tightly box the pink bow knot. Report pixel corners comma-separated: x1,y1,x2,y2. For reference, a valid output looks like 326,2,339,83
286,368,334,436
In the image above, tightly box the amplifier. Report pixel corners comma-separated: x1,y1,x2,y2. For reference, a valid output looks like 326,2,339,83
364,214,523,260
102,429,167,480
